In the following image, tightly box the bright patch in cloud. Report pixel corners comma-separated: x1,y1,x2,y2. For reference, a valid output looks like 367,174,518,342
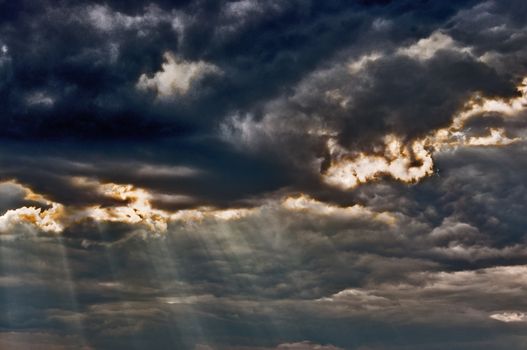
0,205,64,233
490,312,527,323
282,194,395,224
323,78,527,190
0,182,63,233
398,31,470,60
137,52,221,97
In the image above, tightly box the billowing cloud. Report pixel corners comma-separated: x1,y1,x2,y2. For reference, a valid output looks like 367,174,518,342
1,0,527,349
274,342,344,350
490,312,527,323
137,52,221,97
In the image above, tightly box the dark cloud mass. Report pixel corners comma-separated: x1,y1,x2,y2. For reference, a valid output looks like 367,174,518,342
1,0,527,349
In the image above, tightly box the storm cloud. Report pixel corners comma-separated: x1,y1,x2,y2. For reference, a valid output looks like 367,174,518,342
1,0,527,349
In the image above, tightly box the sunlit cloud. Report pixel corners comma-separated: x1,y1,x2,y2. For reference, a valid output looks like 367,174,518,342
2,1,527,348
323,136,434,189
0,178,399,234
0,179,255,233
397,31,472,60
490,312,527,323
137,51,221,97
322,78,527,190
0,181,64,233
0,205,64,233
428,78,527,148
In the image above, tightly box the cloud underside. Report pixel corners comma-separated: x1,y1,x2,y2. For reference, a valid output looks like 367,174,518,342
1,0,527,349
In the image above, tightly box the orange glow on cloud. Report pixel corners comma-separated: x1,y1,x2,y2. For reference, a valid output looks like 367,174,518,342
0,180,395,234
322,78,527,190
2,79,526,233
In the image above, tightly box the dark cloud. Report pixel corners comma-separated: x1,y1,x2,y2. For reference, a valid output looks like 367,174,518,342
1,137,527,348
253,49,518,157
1,0,527,349
0,0,518,207
0,0,359,140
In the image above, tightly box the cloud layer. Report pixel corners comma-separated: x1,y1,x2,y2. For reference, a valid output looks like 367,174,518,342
1,0,527,349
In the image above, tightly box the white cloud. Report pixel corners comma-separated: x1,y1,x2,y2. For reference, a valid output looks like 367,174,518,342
85,4,175,33
217,0,285,36
137,52,221,97
323,136,434,189
26,91,55,107
490,312,527,323
398,31,471,60
0,205,63,234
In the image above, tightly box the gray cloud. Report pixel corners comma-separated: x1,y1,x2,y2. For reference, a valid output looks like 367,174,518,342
2,135,527,348
1,0,527,349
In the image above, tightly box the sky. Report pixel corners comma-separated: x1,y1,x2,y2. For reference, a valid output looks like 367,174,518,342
0,0,527,349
